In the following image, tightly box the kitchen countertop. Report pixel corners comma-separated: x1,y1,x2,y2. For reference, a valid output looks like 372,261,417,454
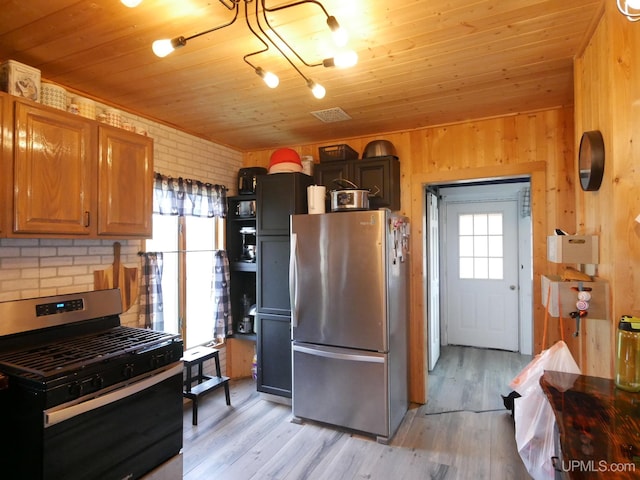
540,371,640,479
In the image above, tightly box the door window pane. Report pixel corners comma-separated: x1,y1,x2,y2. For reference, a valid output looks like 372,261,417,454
488,258,503,279
458,212,504,280
459,236,474,257
474,257,488,279
459,257,474,279
474,236,488,257
459,214,473,235
488,235,503,257
473,214,488,235
488,213,502,234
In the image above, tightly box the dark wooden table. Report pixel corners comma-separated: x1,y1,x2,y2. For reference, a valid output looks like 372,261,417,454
540,371,640,479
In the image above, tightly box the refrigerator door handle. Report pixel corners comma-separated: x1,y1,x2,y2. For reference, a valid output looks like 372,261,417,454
293,344,385,364
289,233,299,327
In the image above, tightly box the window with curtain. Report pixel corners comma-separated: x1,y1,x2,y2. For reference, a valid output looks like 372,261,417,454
140,173,230,349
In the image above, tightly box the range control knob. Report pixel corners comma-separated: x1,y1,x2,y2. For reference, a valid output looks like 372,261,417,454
68,381,82,398
92,375,104,389
122,364,134,379
151,354,165,369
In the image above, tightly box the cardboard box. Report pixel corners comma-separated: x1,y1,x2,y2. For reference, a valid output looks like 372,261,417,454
541,275,609,319
547,235,598,264
0,60,41,102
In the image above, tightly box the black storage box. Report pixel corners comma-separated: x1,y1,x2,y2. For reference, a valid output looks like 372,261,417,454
318,144,358,163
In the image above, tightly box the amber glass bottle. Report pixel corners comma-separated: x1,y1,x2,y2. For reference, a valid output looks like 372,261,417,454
615,316,640,392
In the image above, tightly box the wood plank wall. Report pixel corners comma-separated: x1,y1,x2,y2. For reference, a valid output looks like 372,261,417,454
574,3,640,379
241,2,640,404
244,107,575,404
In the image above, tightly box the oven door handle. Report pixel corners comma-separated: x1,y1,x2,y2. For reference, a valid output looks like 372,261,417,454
43,362,183,428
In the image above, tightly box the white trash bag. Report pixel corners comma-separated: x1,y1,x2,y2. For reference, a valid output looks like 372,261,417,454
509,341,581,480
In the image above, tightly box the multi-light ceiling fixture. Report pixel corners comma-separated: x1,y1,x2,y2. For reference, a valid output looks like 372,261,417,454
122,0,357,99
618,0,640,21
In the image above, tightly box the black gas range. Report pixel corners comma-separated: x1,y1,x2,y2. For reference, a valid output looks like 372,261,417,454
0,289,184,480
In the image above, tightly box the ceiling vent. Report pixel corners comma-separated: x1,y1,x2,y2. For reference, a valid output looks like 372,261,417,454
310,107,352,123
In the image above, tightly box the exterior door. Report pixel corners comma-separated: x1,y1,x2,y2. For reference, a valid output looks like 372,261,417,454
427,191,440,370
445,200,519,351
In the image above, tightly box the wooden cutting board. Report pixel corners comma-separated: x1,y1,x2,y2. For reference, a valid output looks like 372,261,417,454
94,242,139,312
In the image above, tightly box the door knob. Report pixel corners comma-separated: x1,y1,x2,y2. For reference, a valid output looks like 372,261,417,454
510,285,516,290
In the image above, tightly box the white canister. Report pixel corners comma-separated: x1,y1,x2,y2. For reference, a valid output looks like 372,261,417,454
307,185,326,214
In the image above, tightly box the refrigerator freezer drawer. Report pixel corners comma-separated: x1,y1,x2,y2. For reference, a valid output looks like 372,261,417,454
292,343,389,439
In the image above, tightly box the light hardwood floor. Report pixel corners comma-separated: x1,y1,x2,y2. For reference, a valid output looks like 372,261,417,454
182,345,533,479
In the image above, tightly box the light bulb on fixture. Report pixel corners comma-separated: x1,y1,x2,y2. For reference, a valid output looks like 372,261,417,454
152,37,187,58
323,50,358,69
255,67,279,88
618,0,640,21
326,16,349,47
152,0,356,98
121,0,143,7
307,80,326,99
334,50,358,68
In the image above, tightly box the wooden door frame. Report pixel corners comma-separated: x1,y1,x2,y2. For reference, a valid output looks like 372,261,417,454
408,162,547,403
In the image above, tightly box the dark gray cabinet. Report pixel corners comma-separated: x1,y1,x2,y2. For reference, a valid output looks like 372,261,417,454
313,155,401,210
256,172,313,398
256,235,290,315
257,173,311,235
255,313,292,397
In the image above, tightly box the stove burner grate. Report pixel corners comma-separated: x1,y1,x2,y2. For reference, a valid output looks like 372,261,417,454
0,326,180,380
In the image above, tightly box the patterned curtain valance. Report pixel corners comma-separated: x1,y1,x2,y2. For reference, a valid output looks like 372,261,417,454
153,172,227,218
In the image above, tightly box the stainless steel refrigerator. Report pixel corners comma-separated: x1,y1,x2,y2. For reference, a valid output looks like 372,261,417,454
289,209,410,444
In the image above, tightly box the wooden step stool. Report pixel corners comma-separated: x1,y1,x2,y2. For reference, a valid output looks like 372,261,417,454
182,346,231,425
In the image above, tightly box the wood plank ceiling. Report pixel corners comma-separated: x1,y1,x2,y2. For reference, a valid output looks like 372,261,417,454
0,0,603,151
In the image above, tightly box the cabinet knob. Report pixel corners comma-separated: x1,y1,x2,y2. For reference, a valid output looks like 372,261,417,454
84,211,90,227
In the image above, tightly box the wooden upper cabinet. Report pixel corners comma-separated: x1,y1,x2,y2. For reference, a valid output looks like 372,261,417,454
0,93,10,236
13,102,93,235
8,99,153,238
97,126,152,237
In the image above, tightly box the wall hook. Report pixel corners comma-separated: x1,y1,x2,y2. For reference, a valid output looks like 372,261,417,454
570,311,581,337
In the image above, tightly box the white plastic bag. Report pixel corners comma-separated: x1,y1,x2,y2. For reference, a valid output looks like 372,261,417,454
510,341,581,480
